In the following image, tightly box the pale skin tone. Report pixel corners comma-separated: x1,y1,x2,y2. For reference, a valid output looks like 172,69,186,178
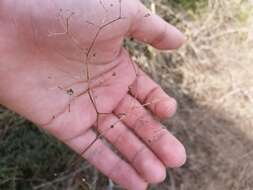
0,0,186,189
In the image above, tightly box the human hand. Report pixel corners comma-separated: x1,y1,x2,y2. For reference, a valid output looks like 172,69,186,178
0,0,186,189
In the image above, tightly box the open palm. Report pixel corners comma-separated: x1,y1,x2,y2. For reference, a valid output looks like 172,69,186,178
0,0,186,189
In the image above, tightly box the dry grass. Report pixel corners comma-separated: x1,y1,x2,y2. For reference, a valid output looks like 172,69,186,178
133,0,253,189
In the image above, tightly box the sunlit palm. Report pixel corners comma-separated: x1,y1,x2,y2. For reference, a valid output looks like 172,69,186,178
0,0,186,189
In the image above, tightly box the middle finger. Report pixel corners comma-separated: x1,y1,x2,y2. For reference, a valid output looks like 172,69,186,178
114,94,186,168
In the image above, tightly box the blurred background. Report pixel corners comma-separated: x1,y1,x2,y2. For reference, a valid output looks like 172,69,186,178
1,0,253,189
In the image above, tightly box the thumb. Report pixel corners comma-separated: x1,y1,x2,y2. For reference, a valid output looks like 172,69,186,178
129,1,186,50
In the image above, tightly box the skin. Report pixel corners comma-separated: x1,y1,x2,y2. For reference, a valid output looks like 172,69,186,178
0,0,186,189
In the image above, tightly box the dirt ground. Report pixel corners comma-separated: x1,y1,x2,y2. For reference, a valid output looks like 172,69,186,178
0,0,253,190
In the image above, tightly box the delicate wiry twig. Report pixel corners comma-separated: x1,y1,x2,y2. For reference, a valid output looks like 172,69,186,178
33,167,89,190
